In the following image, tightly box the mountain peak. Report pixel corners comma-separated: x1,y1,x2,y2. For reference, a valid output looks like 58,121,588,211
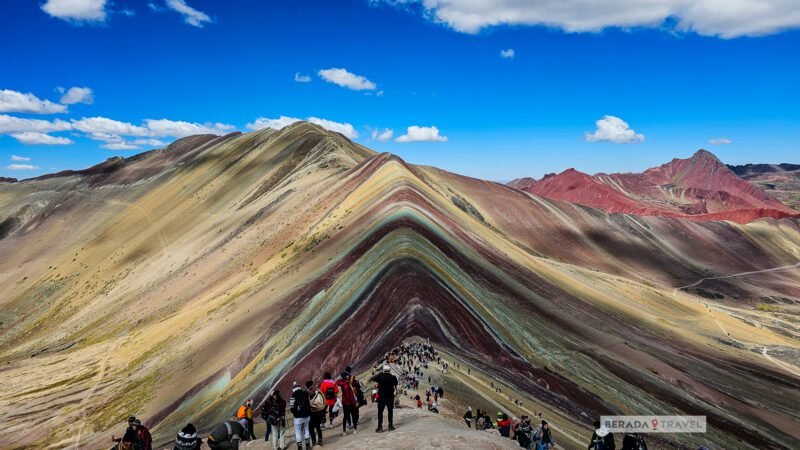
691,149,722,163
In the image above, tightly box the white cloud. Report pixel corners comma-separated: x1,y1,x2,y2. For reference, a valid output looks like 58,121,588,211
500,48,515,58
246,116,359,139
143,119,233,137
42,0,107,22
10,155,31,161
307,117,358,139
72,117,149,137
318,68,377,91
395,126,448,143
59,87,94,105
375,0,800,38
0,115,72,134
371,128,394,142
0,90,67,114
709,137,733,145
6,164,40,171
247,116,302,131
11,132,74,145
102,142,140,150
165,0,211,27
294,72,312,83
585,115,644,144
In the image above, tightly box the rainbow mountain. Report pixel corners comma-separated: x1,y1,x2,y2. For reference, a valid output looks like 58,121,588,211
1,122,799,449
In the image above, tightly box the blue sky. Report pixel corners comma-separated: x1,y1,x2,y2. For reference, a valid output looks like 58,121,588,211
1,0,799,181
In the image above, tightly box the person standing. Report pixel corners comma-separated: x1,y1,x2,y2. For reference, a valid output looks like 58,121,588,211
289,382,312,450
236,400,256,441
319,372,339,429
305,381,325,447
464,406,472,428
534,420,555,449
336,371,359,435
263,390,287,450
588,421,616,450
370,364,398,432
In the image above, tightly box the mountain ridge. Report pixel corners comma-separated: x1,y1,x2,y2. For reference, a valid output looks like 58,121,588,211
1,124,799,449
509,149,799,223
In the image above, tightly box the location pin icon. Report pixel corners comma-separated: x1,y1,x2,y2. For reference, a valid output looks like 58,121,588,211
652,418,659,430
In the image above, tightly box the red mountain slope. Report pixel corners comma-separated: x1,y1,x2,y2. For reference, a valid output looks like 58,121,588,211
509,150,799,223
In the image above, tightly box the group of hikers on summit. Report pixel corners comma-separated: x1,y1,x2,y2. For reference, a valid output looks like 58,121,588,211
111,340,652,450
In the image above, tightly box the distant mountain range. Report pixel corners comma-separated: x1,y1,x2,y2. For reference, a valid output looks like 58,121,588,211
509,149,799,223
727,162,800,210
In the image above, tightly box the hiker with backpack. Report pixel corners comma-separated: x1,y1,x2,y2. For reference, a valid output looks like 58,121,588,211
370,364,398,432
516,416,534,449
336,370,359,435
262,389,287,450
621,432,648,450
206,419,246,450
289,382,312,450
320,372,339,429
236,399,256,441
588,421,616,450
173,423,202,450
306,381,325,447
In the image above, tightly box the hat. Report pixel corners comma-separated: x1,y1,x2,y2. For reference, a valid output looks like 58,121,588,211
341,371,349,378
596,425,611,437
541,420,548,426
468,406,472,411
383,364,391,372
127,416,137,424
305,380,314,388
246,399,253,406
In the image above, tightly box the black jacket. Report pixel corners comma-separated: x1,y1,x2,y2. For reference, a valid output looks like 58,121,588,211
588,432,616,450
369,372,398,400
262,396,287,423
208,421,245,444
621,433,647,450
289,387,311,418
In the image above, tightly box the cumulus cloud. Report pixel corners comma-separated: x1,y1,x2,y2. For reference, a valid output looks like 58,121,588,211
41,0,107,22
318,68,377,91
59,87,94,105
372,128,394,142
500,48,515,58
294,72,312,83
374,0,800,38
72,117,149,137
11,132,74,145
165,0,211,27
143,119,233,137
709,137,733,145
6,164,40,170
246,116,359,139
10,155,31,161
0,114,72,133
585,115,644,144
395,126,448,143
0,90,67,114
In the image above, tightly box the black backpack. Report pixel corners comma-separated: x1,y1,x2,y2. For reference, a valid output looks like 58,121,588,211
325,386,336,400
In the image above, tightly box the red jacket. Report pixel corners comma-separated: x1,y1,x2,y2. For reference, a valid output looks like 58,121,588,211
336,379,357,406
320,379,338,407
136,426,152,450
